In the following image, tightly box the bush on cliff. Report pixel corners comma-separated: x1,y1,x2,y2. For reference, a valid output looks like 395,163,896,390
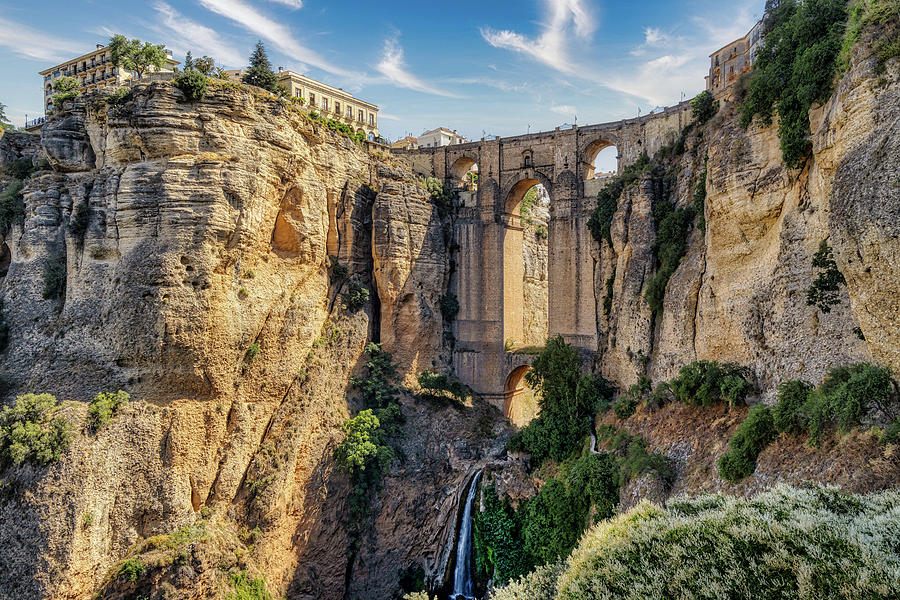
669,360,754,408
0,393,71,468
690,90,718,125
587,153,650,247
717,404,777,482
0,179,25,231
773,379,814,434
740,0,850,168
645,199,694,315
87,390,130,431
491,485,900,600
416,371,469,404
806,240,846,313
174,68,208,102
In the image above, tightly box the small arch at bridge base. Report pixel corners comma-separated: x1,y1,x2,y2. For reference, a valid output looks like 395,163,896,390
504,365,540,427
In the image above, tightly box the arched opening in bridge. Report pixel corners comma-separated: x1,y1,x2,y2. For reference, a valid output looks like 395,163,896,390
583,139,619,181
450,156,479,191
503,180,549,352
504,366,540,427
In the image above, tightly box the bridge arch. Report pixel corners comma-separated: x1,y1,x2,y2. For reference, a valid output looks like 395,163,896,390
503,173,553,216
450,156,478,181
504,365,538,426
581,138,619,180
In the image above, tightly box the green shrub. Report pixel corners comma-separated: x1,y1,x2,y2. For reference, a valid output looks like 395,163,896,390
693,169,707,234
490,561,566,600
614,377,650,420
0,179,25,232
670,360,753,408
602,275,614,317
416,371,469,404
690,90,718,125
52,76,79,105
353,343,400,410
42,256,67,300
599,426,675,488
343,281,370,312
425,177,456,219
0,393,71,468
740,0,850,168
87,390,130,430
440,294,459,323
508,337,591,463
474,485,531,585
244,342,260,363
117,557,146,582
526,485,900,600
174,69,208,102
806,240,846,313
106,86,132,106
804,363,896,446
773,379,813,434
330,261,348,282
576,373,615,415
717,405,777,482
227,571,272,600
2,158,36,180
645,199,694,315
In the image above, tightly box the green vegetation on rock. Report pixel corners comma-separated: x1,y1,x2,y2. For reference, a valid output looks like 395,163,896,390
717,404,777,482
806,240,846,313
587,153,650,246
740,0,851,167
87,390,130,431
0,393,70,468
109,34,169,80
241,41,280,93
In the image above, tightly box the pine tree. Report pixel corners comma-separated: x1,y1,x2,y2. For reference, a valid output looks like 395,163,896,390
183,51,194,72
242,41,278,92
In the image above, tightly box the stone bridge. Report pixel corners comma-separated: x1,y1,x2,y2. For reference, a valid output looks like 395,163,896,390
396,101,693,411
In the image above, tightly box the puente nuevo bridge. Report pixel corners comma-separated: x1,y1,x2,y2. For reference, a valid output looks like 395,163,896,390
396,100,694,418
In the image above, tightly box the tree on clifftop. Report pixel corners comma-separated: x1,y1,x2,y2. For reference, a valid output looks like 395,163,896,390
109,35,169,80
0,102,13,131
242,41,279,93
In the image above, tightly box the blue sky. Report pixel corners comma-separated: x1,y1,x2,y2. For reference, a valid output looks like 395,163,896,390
1,0,763,150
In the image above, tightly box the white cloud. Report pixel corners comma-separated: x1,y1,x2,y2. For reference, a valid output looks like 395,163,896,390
375,37,460,97
550,104,577,118
481,0,595,73
196,0,357,78
643,27,668,46
0,16,85,62
266,0,303,8
152,2,244,67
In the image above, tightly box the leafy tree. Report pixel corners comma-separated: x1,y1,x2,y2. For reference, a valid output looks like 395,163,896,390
0,393,71,468
342,281,370,312
690,90,719,125
174,68,207,102
353,343,400,410
0,102,12,131
670,360,754,408
773,379,813,434
334,409,393,476
806,240,846,313
193,55,219,76
109,34,169,80
242,41,279,93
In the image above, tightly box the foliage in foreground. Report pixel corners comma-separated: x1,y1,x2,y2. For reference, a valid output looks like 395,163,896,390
491,485,900,600
0,393,71,468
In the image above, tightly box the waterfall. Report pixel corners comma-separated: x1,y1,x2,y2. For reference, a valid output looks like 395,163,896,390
451,470,483,600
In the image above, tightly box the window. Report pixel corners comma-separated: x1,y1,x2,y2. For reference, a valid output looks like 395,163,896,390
358,109,364,122
369,113,375,126
322,97,328,111
347,106,353,118
295,88,302,98
309,92,315,105
335,101,340,114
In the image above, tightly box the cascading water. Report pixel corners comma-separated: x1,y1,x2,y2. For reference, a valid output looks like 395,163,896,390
451,470,483,600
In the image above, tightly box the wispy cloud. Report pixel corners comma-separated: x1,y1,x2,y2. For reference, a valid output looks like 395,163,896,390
266,0,303,8
152,2,244,67
480,0,595,73
375,36,460,97
550,104,577,118
0,16,85,62
196,0,357,78
443,76,529,94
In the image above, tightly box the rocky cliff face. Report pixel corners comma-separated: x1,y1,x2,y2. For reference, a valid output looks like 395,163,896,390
598,47,898,395
0,83,499,600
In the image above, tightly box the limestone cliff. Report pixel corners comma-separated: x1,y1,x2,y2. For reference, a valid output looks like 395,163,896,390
0,83,499,600
598,45,897,396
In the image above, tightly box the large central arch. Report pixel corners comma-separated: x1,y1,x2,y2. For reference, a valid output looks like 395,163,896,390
504,365,539,426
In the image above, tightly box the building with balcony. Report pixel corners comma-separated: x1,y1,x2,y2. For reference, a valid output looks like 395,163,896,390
417,127,468,148
226,68,381,140
39,44,178,114
706,19,764,97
